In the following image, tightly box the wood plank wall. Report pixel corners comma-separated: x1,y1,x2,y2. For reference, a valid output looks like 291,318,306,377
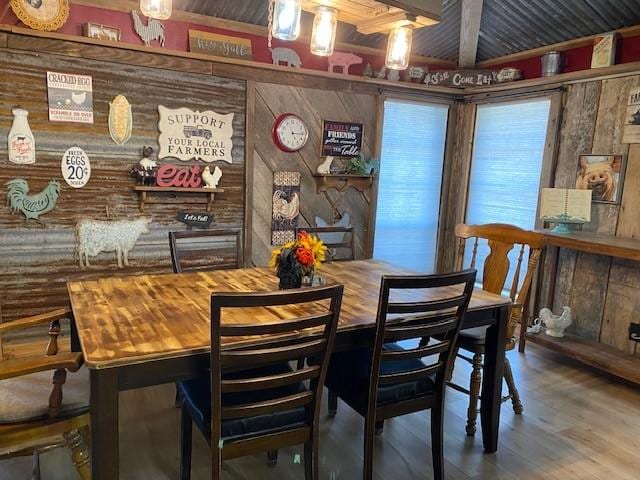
0,48,246,322
545,76,640,356
250,82,377,267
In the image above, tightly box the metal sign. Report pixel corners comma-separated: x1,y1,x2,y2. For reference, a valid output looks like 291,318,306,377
61,146,91,188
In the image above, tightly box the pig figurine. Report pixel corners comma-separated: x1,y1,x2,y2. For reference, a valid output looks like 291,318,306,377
328,51,363,74
270,47,302,68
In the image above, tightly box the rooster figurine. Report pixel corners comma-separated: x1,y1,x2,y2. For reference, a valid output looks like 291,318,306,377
202,166,223,189
6,179,61,223
539,306,572,338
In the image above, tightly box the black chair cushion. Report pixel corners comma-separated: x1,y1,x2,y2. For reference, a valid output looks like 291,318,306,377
457,326,489,352
177,364,306,441
325,343,436,415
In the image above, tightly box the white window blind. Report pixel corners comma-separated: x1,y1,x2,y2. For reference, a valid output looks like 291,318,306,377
374,100,449,273
465,98,551,284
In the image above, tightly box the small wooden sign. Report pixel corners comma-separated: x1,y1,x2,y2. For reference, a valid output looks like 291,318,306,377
591,33,617,68
321,120,363,157
177,211,214,229
424,68,521,88
189,29,253,60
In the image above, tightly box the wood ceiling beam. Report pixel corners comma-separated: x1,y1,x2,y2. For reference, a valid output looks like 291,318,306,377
70,0,455,65
458,0,483,68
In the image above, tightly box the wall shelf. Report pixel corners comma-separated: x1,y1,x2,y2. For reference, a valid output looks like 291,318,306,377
133,186,224,212
312,174,374,193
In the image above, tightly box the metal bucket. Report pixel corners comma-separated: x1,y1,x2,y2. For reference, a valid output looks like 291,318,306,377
541,51,563,77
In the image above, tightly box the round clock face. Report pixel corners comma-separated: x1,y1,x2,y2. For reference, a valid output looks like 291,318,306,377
272,114,309,152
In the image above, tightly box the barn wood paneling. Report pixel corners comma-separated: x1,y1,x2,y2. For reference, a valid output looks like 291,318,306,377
250,82,377,267
0,48,246,324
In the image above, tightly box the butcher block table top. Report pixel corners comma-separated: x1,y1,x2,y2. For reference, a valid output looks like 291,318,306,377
68,259,510,369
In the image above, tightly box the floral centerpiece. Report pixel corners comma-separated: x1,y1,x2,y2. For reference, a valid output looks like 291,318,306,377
270,231,327,289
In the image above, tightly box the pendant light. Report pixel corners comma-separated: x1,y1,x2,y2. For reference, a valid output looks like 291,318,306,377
271,0,302,41
385,25,413,70
310,6,338,56
140,0,172,20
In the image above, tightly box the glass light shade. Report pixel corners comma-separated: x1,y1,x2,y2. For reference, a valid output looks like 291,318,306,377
272,0,302,41
385,26,413,70
140,0,172,20
310,6,338,56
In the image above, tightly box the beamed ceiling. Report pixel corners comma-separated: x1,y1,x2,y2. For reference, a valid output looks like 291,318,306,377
176,0,640,62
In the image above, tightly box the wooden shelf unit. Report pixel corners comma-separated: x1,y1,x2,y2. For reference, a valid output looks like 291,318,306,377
541,230,640,261
312,174,375,193
133,186,224,212
526,330,640,385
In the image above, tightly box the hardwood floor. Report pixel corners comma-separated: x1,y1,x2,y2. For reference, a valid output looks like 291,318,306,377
2,344,639,479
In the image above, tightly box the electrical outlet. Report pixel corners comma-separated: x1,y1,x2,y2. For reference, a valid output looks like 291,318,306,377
629,322,640,343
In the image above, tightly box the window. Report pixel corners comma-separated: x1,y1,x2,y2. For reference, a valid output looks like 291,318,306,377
374,99,449,273
465,97,551,283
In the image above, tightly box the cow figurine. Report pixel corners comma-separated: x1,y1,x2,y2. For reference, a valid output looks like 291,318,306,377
328,51,363,74
270,47,302,68
76,217,151,269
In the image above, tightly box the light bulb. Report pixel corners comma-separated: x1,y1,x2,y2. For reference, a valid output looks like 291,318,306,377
385,26,413,70
140,0,172,20
272,0,302,41
310,6,338,56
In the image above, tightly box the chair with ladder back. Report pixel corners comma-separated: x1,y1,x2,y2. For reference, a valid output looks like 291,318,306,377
177,284,344,480
295,226,355,261
451,223,544,436
169,229,242,272
323,269,476,480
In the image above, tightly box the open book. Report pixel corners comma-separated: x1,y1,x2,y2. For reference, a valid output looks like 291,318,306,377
540,188,592,225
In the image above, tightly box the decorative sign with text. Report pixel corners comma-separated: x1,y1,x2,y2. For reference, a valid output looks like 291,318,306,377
423,68,522,88
189,29,253,60
177,211,214,229
47,71,94,123
158,106,234,163
321,120,363,157
156,164,203,188
61,146,91,188
622,87,640,144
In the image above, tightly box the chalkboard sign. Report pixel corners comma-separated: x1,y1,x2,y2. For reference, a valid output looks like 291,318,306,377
321,120,363,157
177,211,214,229
189,30,253,60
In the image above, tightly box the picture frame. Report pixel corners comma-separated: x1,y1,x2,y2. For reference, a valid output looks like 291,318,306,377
84,22,122,42
575,154,626,204
10,0,69,32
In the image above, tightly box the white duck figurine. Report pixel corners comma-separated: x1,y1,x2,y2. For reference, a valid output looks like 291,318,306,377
539,306,572,338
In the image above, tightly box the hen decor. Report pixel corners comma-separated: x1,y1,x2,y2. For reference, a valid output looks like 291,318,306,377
6,179,61,223
158,106,234,163
76,217,151,269
8,108,35,165
270,230,327,290
132,10,166,47
271,171,301,245
109,95,133,145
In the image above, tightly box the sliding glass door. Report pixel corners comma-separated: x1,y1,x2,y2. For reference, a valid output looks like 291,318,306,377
373,99,449,273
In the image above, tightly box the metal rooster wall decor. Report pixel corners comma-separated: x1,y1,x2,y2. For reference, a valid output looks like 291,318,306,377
131,10,165,47
6,178,61,223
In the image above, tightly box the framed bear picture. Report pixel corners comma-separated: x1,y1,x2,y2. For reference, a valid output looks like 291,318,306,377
575,154,626,204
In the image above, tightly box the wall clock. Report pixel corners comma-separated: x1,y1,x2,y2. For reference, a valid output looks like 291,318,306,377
10,0,69,32
272,113,309,152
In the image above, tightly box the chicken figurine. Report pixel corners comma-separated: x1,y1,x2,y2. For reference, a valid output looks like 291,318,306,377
202,166,223,189
6,179,61,223
539,306,572,338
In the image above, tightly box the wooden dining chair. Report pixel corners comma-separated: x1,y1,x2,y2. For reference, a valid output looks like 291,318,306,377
324,269,476,480
169,229,242,272
451,223,544,436
177,284,344,480
0,308,90,479
295,226,355,261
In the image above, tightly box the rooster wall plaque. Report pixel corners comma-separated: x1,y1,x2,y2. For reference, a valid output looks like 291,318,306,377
6,178,61,223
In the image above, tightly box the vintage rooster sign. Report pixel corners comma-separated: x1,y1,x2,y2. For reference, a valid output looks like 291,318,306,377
6,179,61,222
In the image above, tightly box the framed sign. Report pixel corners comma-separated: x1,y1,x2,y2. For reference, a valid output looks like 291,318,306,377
47,71,94,124
321,120,363,157
158,106,234,163
61,146,91,188
622,87,640,144
189,30,253,60
85,22,121,42
575,154,625,204
10,0,69,31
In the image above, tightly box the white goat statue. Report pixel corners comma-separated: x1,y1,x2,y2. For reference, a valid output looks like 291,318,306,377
76,217,151,269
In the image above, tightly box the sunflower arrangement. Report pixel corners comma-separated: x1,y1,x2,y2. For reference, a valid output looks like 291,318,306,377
270,231,327,289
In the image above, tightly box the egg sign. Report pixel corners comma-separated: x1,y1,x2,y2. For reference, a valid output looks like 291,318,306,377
61,146,91,188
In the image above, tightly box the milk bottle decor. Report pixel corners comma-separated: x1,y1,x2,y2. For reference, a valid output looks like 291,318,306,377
8,108,36,165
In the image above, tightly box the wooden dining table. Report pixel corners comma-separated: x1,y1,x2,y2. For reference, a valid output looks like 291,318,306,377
67,259,511,480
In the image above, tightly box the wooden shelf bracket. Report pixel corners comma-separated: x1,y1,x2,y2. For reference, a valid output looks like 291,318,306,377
312,174,374,194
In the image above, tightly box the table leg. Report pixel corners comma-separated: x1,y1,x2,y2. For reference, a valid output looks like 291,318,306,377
70,317,81,353
90,368,119,480
480,304,508,453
